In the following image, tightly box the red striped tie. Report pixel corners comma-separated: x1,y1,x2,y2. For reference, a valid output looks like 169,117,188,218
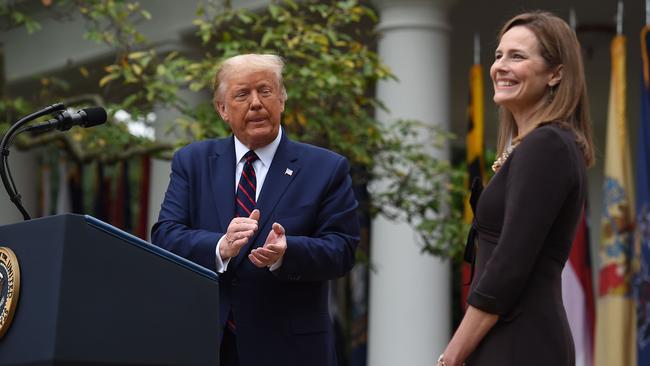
235,150,258,218
228,150,259,333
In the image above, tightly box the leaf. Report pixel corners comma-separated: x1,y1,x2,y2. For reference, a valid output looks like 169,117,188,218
269,4,281,19
132,63,143,76
128,51,148,60
283,0,299,10
104,64,119,73
25,20,42,34
189,82,204,92
261,29,274,47
297,112,307,126
99,73,119,87
236,12,252,24
196,4,205,17
164,51,178,62
122,94,139,107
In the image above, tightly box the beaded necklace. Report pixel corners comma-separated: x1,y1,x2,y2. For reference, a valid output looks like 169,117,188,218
491,142,519,172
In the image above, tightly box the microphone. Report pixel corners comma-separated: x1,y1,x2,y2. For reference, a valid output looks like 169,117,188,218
25,106,107,134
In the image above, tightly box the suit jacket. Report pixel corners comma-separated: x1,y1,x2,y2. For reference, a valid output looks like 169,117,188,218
152,131,360,366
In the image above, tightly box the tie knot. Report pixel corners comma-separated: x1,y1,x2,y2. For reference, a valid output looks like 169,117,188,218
243,150,259,163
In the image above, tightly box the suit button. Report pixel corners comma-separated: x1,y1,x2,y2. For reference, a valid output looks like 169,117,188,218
231,278,238,286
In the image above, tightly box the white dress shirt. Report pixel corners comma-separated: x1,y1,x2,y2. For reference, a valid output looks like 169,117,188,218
214,128,283,273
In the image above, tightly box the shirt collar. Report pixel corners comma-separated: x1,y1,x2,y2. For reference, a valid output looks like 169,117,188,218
233,127,282,168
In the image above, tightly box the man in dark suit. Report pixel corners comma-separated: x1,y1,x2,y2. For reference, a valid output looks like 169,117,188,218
152,54,360,366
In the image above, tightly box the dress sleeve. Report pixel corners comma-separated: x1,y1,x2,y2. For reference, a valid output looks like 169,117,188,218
467,127,576,315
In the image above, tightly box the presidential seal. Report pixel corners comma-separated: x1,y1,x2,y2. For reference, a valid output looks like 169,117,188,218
0,247,19,339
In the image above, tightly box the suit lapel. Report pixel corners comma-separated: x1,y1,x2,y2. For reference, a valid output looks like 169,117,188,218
231,133,301,269
209,137,236,232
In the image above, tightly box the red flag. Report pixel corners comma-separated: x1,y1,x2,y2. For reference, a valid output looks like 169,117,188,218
562,209,595,366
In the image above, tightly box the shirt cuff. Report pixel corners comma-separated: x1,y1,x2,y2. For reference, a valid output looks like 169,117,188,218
215,235,231,273
269,255,284,271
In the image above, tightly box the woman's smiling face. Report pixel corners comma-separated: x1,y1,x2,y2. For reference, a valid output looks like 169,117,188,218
490,25,556,120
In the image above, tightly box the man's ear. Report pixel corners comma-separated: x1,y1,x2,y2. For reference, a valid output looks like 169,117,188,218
548,65,563,87
215,99,228,121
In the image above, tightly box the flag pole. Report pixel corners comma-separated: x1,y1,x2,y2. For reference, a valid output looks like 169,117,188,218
617,0,623,35
569,8,577,31
636,3,650,365
473,33,480,65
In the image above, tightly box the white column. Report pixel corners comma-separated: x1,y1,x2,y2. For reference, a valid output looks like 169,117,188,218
368,1,453,365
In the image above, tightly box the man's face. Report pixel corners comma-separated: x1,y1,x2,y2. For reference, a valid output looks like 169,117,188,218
216,69,285,149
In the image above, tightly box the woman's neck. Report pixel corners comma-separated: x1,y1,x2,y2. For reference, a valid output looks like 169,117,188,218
511,101,548,139
514,118,536,138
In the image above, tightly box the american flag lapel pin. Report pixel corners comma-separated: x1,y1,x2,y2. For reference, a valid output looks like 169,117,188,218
285,168,293,176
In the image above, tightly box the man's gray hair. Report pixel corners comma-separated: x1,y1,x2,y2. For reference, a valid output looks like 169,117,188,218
212,54,288,103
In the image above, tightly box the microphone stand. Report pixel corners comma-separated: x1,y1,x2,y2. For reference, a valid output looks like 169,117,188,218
0,103,66,220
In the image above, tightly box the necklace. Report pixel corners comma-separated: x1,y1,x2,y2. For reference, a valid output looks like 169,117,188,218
491,143,518,172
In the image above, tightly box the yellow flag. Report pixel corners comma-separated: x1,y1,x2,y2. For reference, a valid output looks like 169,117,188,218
464,64,486,223
595,34,637,366
461,64,486,306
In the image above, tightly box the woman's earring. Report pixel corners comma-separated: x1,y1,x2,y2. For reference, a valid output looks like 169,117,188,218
548,85,556,104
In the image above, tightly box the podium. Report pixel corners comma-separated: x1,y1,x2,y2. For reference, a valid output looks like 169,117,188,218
0,214,220,366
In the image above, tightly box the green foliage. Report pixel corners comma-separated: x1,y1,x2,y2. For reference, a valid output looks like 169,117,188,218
0,0,469,259
371,120,468,259
0,1,42,33
74,0,151,48
183,0,391,161
72,0,190,115
0,97,31,131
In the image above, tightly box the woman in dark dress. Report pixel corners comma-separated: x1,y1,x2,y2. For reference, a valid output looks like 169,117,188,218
437,11,595,366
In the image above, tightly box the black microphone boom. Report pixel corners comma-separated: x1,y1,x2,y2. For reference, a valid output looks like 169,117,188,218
1,103,107,221
25,106,107,134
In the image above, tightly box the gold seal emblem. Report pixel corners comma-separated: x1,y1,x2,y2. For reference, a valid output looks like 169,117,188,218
0,247,20,339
